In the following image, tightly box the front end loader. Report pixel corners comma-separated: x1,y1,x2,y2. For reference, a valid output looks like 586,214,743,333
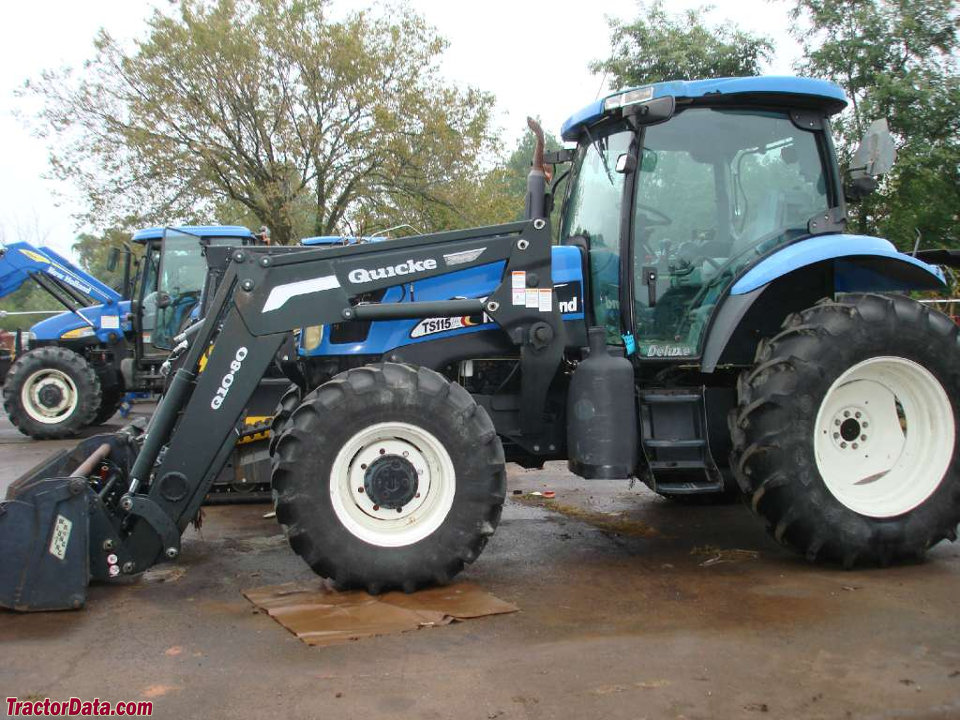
4,76,960,611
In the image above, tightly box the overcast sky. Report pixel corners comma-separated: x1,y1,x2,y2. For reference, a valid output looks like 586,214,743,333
0,0,804,256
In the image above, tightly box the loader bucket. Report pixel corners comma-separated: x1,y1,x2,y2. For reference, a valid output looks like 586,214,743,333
0,434,137,612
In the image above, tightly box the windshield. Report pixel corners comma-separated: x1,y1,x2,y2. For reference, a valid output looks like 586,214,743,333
560,126,632,342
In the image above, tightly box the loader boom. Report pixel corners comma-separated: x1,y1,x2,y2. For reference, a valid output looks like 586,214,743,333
3,218,563,605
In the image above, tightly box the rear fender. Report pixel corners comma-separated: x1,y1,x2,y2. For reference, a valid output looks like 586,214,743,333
702,234,946,372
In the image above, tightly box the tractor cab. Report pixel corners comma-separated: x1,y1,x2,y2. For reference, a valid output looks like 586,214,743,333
131,226,259,358
559,77,849,359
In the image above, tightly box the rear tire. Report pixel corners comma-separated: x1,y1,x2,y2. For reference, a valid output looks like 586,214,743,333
2,347,101,439
272,363,506,593
92,384,125,425
730,294,960,567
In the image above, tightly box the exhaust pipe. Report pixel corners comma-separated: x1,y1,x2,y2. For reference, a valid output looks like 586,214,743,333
525,117,548,221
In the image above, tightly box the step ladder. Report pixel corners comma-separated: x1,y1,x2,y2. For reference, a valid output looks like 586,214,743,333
638,388,725,495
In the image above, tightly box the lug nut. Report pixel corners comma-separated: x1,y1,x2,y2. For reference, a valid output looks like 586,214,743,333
372,505,380,511
852,443,859,450
833,432,840,439
861,435,867,441
863,422,869,428
379,448,386,455
415,493,421,499
855,411,861,419
357,487,364,493
840,442,847,449
844,410,850,418
396,508,403,513
835,419,841,426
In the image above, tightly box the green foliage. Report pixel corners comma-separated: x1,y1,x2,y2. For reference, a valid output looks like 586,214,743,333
25,0,503,245
591,1,774,87
789,0,960,248
0,283,59,332
73,227,137,293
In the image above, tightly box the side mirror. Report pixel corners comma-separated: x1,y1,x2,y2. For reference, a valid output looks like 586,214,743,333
106,247,121,272
615,153,636,174
846,119,896,202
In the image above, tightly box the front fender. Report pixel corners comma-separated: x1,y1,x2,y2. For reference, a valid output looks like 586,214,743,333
731,234,945,295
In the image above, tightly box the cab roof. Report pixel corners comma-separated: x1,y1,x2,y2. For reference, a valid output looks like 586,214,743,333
132,225,256,243
560,76,847,141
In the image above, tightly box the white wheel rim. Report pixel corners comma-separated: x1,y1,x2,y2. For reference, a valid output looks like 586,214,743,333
330,421,456,547
814,356,955,518
20,369,80,424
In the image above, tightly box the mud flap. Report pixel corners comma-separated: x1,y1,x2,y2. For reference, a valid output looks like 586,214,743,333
0,475,90,611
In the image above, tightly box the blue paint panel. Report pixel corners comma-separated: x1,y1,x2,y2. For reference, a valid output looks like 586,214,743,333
132,225,256,243
300,245,586,357
0,242,122,306
730,234,945,295
31,300,132,342
561,76,847,141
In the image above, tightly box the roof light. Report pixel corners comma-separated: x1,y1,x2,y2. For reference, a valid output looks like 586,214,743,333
603,86,654,112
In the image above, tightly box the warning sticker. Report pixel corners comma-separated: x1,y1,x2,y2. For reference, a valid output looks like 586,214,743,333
49,514,72,560
101,315,120,330
512,289,526,306
511,271,526,289
538,288,552,312
525,288,539,308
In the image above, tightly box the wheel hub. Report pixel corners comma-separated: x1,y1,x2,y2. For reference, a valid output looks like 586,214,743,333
21,369,79,423
364,455,419,509
814,356,954,518
37,383,64,409
829,406,870,450
330,422,457,547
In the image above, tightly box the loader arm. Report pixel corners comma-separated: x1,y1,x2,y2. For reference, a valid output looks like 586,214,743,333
1,218,564,608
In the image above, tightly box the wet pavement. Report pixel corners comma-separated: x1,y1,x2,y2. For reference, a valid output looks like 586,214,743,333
1,406,959,719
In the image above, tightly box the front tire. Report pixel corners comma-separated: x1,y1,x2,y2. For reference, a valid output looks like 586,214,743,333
271,363,506,593
2,347,102,439
730,294,960,567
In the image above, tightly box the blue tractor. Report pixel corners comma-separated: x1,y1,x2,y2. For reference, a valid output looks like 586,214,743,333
5,76,960,611
0,226,258,438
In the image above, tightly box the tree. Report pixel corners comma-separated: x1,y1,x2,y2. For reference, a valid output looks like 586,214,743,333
789,0,960,247
73,227,137,292
591,1,774,87
25,0,502,245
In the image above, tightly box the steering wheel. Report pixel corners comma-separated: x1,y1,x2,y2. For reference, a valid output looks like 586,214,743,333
635,204,672,227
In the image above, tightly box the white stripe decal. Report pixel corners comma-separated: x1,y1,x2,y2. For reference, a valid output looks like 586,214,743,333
262,275,341,312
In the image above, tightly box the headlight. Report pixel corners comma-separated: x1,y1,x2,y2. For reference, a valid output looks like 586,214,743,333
603,86,654,112
60,326,96,340
302,325,324,351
